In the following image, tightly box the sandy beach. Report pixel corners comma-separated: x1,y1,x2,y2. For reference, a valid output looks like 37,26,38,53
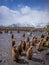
0,31,49,65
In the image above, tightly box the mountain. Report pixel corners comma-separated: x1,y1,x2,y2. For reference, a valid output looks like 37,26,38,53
7,23,34,28
7,22,49,28
0,22,49,28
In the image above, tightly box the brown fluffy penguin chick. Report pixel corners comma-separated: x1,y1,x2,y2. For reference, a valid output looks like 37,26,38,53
46,36,49,41
40,38,44,42
0,31,2,34
23,33,25,37
26,46,33,59
47,32,49,35
26,41,30,51
36,38,44,51
17,40,23,55
32,39,35,46
36,41,43,51
45,36,49,47
42,39,46,46
46,41,49,47
12,40,15,47
26,37,30,43
32,37,37,46
12,46,19,61
11,34,14,39
41,34,45,38
22,41,26,51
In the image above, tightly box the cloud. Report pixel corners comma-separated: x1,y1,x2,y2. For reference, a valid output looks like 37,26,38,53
0,6,49,27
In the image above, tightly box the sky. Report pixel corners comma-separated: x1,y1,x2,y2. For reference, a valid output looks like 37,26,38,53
0,0,49,27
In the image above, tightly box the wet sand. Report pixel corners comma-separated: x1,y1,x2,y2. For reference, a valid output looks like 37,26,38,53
0,31,49,65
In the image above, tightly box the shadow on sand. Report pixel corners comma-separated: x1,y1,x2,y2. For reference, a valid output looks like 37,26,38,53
31,57,43,63
15,59,28,64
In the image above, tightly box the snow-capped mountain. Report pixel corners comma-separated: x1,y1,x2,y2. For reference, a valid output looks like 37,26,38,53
0,22,49,28
7,23,34,27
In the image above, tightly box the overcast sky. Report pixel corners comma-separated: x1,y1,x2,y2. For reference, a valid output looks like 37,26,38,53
0,0,49,27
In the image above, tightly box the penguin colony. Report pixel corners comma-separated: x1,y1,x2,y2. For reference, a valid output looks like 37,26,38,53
0,30,49,61
11,31,49,61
